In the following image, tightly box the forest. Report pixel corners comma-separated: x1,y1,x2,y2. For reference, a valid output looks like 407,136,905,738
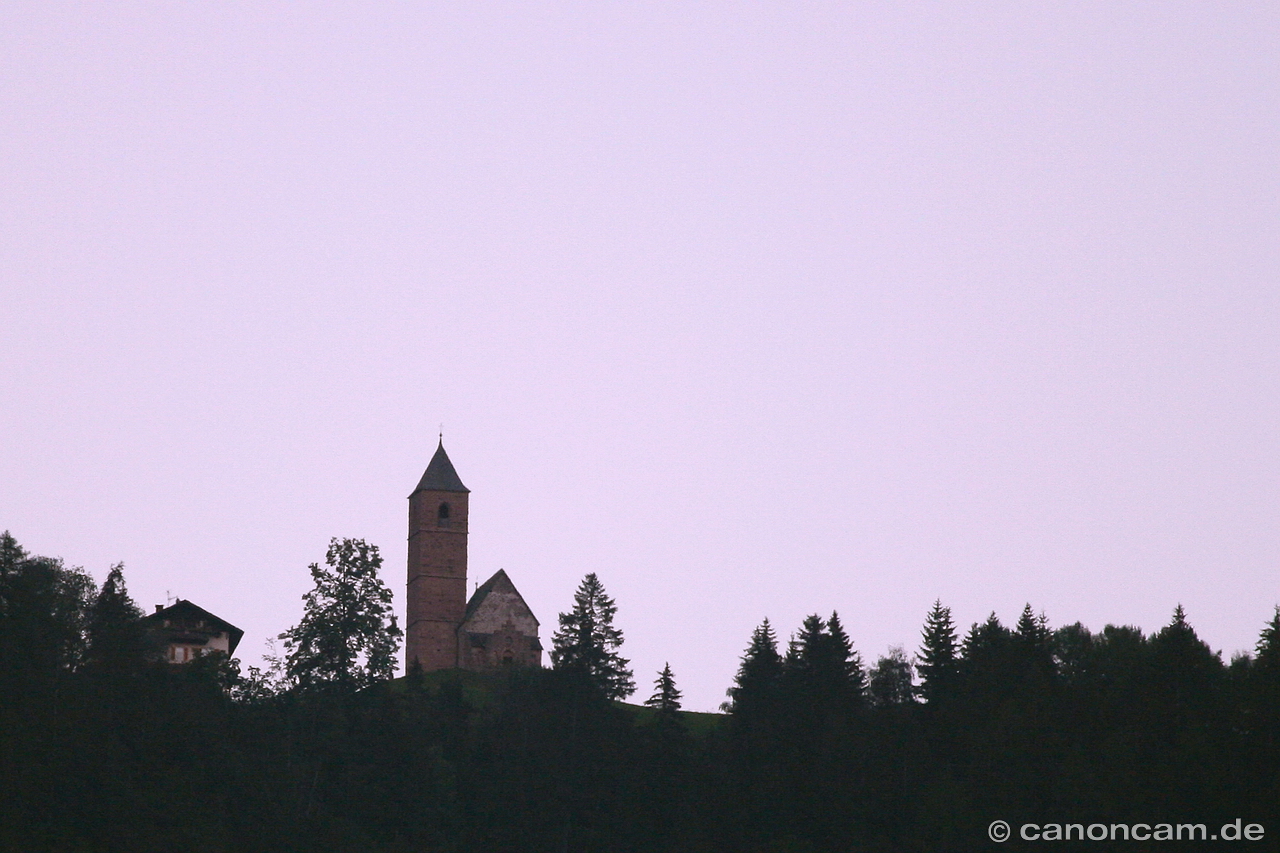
2,530,1277,852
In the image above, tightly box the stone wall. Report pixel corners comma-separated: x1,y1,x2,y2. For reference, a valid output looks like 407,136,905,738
405,489,469,670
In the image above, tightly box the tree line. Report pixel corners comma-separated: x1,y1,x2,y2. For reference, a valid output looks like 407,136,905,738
2,530,1278,851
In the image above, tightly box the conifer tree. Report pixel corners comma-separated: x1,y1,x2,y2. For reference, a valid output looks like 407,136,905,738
783,612,865,708
84,562,150,673
916,600,957,703
826,612,867,696
1256,606,1280,671
957,612,1014,701
962,612,1009,656
551,572,634,699
1253,606,1280,749
784,614,824,673
724,618,783,713
1013,603,1055,682
0,530,24,579
645,662,683,715
1014,603,1048,646
1149,604,1222,699
279,538,401,691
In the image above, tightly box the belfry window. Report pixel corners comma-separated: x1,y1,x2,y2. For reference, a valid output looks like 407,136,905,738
437,502,450,527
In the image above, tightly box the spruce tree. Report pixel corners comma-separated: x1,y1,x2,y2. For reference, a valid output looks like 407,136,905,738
957,612,1013,701
1014,603,1047,646
1149,604,1222,702
724,618,783,713
645,662,683,715
785,614,825,674
783,612,865,708
1253,606,1280,752
1256,606,1280,671
551,572,635,699
0,530,24,579
1013,603,1055,682
916,600,957,703
84,563,150,672
826,612,867,696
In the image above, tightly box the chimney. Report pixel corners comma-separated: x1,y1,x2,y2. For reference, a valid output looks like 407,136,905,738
155,604,163,613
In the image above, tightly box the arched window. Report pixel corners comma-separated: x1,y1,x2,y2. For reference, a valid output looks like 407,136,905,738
502,650,514,667
437,503,450,527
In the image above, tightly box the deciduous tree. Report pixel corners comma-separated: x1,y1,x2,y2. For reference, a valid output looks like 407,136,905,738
279,538,401,691
0,531,98,677
868,646,916,707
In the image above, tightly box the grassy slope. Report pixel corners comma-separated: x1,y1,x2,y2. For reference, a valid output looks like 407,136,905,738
392,667,725,734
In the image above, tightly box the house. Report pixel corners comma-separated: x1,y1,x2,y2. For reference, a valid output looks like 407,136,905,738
142,599,244,664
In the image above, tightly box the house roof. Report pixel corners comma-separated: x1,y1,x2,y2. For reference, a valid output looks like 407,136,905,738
141,599,245,655
463,568,538,626
411,440,469,495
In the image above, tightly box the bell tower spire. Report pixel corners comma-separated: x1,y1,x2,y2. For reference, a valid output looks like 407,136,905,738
405,439,470,671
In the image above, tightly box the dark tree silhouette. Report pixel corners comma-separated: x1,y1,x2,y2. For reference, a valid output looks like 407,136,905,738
0,531,97,677
9,528,1280,853
551,572,634,699
279,537,401,691
725,618,783,714
916,599,957,703
868,646,915,706
1254,606,1280,671
84,562,150,672
1014,603,1050,648
783,612,865,711
0,530,23,575
645,662,682,715
1148,604,1223,715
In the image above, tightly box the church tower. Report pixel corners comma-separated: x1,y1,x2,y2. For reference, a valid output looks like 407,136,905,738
405,440,469,671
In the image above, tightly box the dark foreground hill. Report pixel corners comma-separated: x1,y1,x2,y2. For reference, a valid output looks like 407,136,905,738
4,529,1279,851
3,656,1279,853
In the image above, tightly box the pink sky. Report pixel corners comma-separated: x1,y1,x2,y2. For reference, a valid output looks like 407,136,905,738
3,4,1278,710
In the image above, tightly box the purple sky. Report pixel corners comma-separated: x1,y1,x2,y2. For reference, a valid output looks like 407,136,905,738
3,5,1278,711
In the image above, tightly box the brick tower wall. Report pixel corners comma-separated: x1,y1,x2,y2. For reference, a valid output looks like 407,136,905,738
405,489,468,671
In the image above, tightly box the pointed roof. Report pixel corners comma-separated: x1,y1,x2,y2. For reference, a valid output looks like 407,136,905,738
463,568,538,625
140,599,245,655
411,440,469,495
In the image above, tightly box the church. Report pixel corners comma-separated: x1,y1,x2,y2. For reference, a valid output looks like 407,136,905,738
405,441,543,672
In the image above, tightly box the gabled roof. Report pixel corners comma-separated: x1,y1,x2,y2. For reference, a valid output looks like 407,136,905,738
411,440,469,495
463,568,538,626
140,599,244,655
